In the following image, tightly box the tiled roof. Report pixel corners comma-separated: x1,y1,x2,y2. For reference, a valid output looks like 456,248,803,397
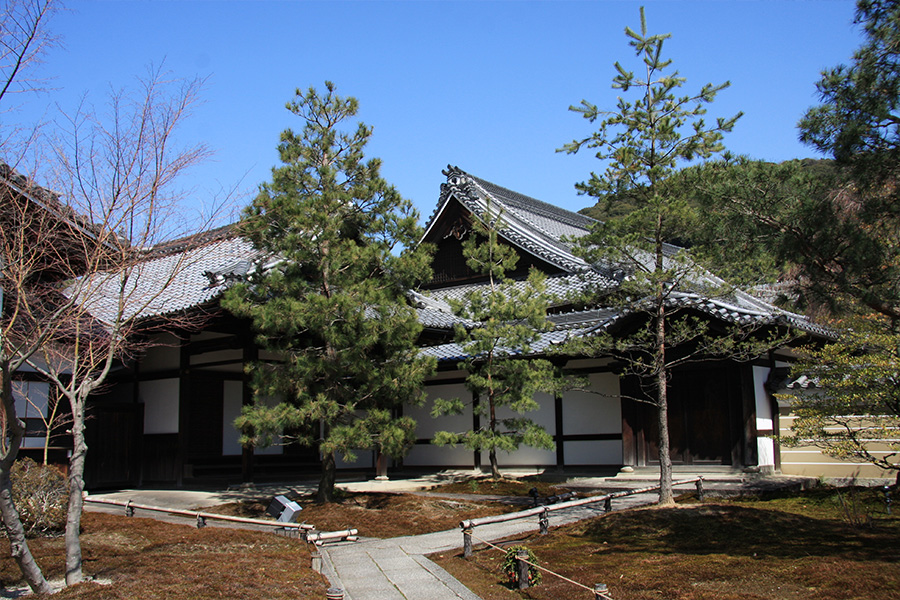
420,327,586,363
419,291,830,364
66,166,828,352
422,166,597,273
424,271,616,309
69,235,258,324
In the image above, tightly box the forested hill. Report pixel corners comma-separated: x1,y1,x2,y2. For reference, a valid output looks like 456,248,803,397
577,158,835,224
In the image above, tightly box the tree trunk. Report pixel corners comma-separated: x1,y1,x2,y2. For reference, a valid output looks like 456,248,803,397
488,394,501,479
656,380,674,506
656,309,675,507
0,471,53,594
489,448,500,480
317,450,336,503
0,368,52,594
64,399,87,586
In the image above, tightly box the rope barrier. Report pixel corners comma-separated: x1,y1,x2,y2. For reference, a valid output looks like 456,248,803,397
460,477,706,599
469,531,613,600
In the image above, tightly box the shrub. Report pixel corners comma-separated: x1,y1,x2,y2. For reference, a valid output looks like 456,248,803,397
11,458,67,537
501,544,542,587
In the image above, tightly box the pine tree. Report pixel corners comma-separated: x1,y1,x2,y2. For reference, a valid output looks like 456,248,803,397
431,207,568,480
796,0,900,322
222,83,434,502
559,7,741,505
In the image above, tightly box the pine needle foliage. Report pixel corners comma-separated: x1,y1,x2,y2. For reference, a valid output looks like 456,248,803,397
222,82,435,502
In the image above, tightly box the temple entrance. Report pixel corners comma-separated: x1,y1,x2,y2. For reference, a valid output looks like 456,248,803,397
625,364,747,467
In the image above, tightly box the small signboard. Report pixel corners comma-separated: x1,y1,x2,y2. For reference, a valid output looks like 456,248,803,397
267,495,303,523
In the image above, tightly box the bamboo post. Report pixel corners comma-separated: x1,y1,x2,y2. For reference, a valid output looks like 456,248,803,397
463,527,473,557
695,477,704,502
311,551,322,573
539,508,549,535
594,583,609,599
125,500,134,517
196,514,207,528
604,497,612,513
516,549,530,589
325,588,344,600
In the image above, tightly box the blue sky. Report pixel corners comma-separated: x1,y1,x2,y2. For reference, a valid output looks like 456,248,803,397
20,0,862,225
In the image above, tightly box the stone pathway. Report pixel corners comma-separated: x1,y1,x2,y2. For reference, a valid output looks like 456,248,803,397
320,491,659,600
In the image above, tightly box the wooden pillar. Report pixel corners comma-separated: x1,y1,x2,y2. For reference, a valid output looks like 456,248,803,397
553,391,565,469
176,334,191,488
131,358,144,488
516,549,530,589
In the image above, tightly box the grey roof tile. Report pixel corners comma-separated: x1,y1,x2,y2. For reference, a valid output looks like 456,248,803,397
70,236,258,324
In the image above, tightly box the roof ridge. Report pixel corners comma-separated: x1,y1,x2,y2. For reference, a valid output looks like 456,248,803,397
144,223,240,257
466,173,596,231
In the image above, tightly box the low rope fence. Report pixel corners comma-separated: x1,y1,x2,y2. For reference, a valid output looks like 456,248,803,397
85,495,315,532
458,477,705,600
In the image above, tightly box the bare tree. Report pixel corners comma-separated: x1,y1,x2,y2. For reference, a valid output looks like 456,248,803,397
21,67,218,586
0,0,59,168
0,0,61,594
0,168,77,594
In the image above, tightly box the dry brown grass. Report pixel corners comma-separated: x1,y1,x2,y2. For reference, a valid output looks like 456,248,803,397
432,486,900,600
205,491,518,538
0,512,323,599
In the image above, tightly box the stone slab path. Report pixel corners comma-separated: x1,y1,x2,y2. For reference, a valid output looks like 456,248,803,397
320,491,659,600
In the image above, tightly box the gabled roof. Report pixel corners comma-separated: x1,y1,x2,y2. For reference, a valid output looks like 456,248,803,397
417,167,830,363
422,166,604,276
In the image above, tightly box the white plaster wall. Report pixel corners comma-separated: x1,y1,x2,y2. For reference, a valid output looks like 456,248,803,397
489,392,556,466
222,381,244,456
405,443,474,467
140,379,179,434
562,373,621,435
753,366,773,430
757,436,775,469
13,382,49,449
564,440,623,465
484,445,556,466
190,349,244,373
411,383,471,438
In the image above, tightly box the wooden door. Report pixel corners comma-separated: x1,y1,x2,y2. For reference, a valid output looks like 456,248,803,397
84,403,143,489
643,366,739,466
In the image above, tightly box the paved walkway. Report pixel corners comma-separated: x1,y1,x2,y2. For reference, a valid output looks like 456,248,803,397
319,491,658,600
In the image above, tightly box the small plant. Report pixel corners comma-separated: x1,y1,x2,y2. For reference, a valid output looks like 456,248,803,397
835,488,872,528
469,479,480,493
11,457,67,537
502,544,542,587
